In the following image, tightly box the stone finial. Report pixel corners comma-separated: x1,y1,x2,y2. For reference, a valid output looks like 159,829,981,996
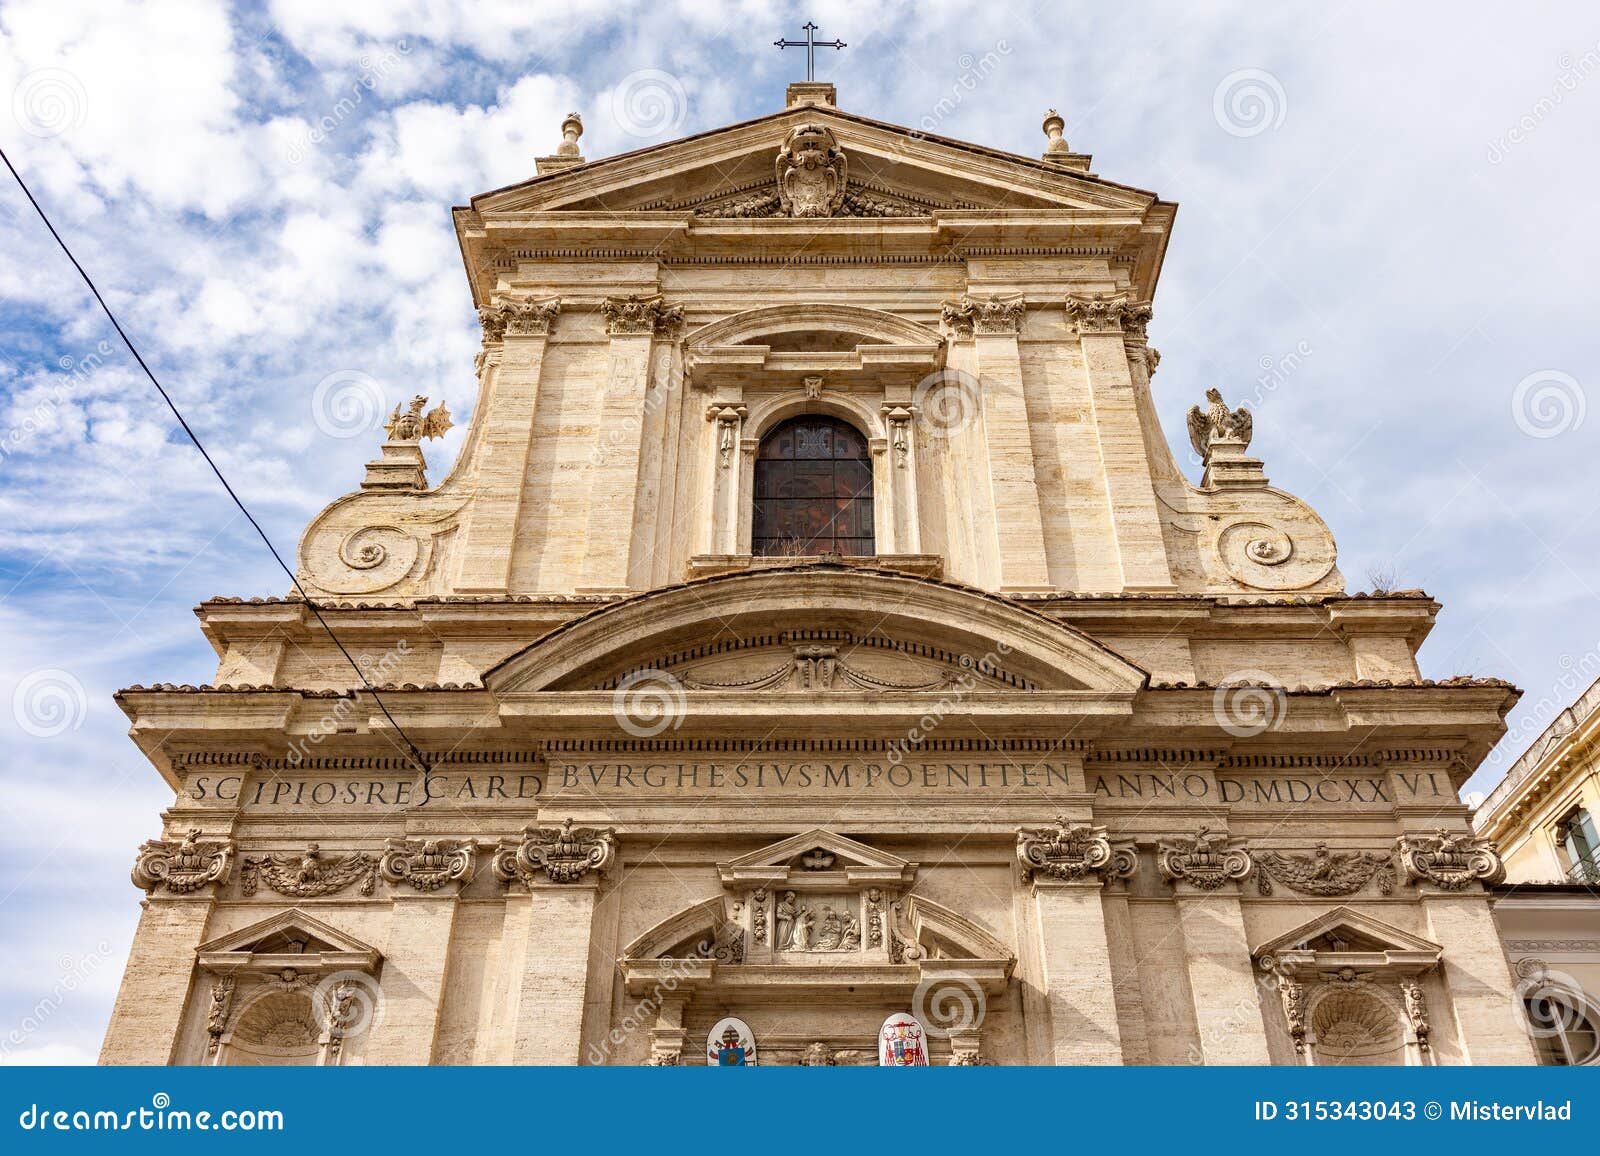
1395,828,1505,890
1157,825,1253,890
1042,108,1068,157
536,112,586,175
131,829,234,894
557,112,583,157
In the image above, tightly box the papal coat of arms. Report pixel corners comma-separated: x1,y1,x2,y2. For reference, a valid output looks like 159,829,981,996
707,1016,757,1066
877,1012,928,1067
775,122,847,218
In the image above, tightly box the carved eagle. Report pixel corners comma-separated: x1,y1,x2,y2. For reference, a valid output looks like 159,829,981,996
384,395,453,442
1186,387,1252,457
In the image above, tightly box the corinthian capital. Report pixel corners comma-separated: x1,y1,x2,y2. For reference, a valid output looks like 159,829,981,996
1157,825,1252,890
1016,819,1135,884
481,295,562,339
493,819,617,887
131,829,234,894
1064,292,1152,337
602,293,683,336
941,294,1025,337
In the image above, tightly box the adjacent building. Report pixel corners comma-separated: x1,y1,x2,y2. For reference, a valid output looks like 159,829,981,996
1475,675,1600,1066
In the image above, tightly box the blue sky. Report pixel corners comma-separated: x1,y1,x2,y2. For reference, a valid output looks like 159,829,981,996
1,0,1597,1062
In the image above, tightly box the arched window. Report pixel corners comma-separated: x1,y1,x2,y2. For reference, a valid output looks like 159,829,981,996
753,416,874,557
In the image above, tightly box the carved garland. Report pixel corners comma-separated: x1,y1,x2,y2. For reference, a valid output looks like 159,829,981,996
1254,843,1396,897
240,845,379,898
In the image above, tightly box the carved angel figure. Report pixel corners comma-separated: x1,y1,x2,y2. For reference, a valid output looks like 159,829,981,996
1186,388,1253,456
385,395,453,442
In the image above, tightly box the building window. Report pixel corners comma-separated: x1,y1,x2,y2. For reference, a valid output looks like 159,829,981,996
1525,990,1600,1066
1555,807,1599,883
752,416,874,557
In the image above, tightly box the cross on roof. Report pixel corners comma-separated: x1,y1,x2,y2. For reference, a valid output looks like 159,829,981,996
774,21,847,82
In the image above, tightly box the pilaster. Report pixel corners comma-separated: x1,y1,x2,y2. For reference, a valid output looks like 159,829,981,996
1158,828,1270,1064
1017,820,1134,1064
953,295,1051,591
1066,293,1176,591
512,880,601,1064
578,295,679,593
455,297,560,592
493,822,615,1065
362,893,460,1064
99,896,215,1064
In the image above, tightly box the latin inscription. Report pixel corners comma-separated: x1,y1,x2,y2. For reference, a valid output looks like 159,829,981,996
182,763,1449,811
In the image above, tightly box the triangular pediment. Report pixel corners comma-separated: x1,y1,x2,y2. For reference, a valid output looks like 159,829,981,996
1254,906,1442,961
720,829,914,881
197,909,381,974
471,105,1157,219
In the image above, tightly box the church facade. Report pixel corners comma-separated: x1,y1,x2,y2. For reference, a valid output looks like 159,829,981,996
101,83,1538,1066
